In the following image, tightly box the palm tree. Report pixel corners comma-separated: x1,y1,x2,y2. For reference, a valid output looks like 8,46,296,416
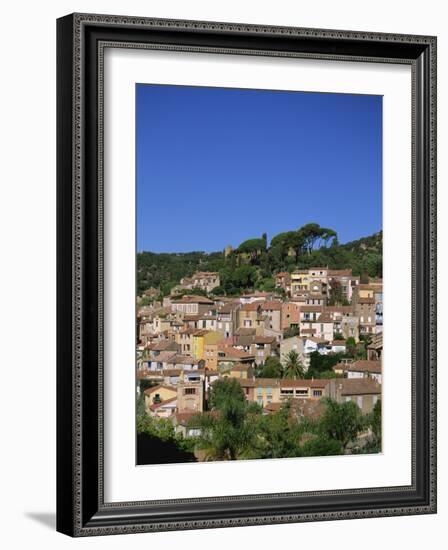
191,379,260,460
282,350,305,379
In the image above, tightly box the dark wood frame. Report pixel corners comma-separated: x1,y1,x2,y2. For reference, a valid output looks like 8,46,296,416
57,13,437,537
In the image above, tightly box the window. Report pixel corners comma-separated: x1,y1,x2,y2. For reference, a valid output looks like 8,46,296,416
313,390,323,397
357,396,363,409
257,387,263,396
184,388,196,395
295,389,308,396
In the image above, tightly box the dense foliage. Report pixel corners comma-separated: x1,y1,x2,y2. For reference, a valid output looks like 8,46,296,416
137,225,383,296
136,379,382,462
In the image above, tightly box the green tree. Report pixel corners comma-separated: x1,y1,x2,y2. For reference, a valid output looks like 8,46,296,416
193,378,261,460
209,285,226,296
370,399,382,444
255,276,276,292
236,237,265,264
319,399,367,451
257,356,283,378
208,378,246,410
300,435,343,457
305,351,344,379
254,401,304,458
282,350,305,379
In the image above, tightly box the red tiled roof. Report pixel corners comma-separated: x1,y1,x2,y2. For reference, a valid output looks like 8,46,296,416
261,301,283,311
336,378,381,395
240,302,263,312
149,396,177,411
253,336,276,344
346,360,382,374
218,346,254,359
358,297,375,304
328,269,353,276
316,313,334,323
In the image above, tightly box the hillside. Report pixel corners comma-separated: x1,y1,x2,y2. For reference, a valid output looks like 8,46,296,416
137,225,382,297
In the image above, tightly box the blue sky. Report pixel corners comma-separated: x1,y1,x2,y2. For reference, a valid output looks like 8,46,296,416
136,84,382,253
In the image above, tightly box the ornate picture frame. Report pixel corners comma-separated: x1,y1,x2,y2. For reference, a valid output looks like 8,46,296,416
57,13,437,536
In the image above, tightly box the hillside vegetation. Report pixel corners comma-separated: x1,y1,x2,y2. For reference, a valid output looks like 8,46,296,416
137,224,382,296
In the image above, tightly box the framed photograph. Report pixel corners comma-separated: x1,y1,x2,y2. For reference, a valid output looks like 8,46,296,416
57,13,437,536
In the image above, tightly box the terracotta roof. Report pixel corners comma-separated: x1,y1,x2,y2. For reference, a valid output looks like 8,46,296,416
346,360,382,374
145,351,177,362
261,301,283,311
328,269,353,276
253,336,276,344
151,340,179,351
316,313,334,323
218,303,240,314
218,346,254,359
358,297,375,305
161,369,182,376
192,329,210,337
336,378,381,396
264,402,282,413
324,306,354,314
149,397,177,411
183,314,202,321
178,327,198,335
240,302,263,312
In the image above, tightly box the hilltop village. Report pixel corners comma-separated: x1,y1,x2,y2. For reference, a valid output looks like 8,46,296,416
136,265,383,461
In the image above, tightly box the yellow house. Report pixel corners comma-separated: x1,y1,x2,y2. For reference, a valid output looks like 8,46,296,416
192,330,223,360
290,270,310,296
144,384,177,413
357,285,375,300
